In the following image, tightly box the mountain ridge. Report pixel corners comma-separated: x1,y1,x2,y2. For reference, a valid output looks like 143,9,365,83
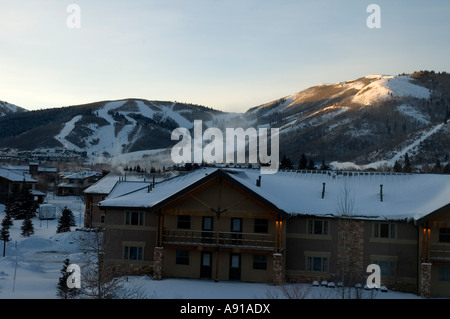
1,71,449,170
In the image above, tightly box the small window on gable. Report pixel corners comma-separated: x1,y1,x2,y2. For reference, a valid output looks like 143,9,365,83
254,219,268,233
177,215,191,229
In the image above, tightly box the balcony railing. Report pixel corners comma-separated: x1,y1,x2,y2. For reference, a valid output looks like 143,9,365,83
430,243,450,262
163,229,276,250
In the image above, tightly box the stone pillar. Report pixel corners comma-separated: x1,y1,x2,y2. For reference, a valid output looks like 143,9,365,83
337,218,364,284
153,247,164,280
273,253,284,286
420,262,432,298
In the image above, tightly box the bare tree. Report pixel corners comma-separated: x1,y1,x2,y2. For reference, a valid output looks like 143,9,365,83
335,181,358,299
76,228,147,299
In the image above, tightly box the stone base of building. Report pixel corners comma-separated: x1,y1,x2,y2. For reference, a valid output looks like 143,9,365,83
273,253,284,285
420,262,432,298
153,247,164,280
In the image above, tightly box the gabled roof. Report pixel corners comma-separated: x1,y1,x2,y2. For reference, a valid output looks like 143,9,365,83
98,168,450,222
0,168,36,183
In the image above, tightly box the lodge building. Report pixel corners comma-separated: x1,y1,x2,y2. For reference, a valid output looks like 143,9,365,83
94,167,450,298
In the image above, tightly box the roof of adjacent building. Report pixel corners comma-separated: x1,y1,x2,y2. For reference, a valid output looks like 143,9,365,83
84,171,179,195
98,167,450,222
0,168,36,183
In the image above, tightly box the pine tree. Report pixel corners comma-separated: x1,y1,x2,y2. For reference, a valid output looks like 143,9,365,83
320,159,330,170
1,209,13,257
280,155,293,170
7,186,38,220
307,159,317,170
403,153,412,173
57,207,76,233
57,258,79,299
393,160,402,172
20,216,34,237
298,154,308,170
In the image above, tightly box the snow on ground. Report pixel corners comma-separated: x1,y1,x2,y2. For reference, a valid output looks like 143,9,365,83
0,194,433,300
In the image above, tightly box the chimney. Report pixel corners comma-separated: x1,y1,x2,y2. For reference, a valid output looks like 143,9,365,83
322,182,326,199
380,184,383,202
256,176,261,187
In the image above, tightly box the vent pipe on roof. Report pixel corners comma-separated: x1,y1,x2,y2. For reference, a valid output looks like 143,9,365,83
380,184,383,202
153,175,155,188
322,183,326,199
147,184,152,193
256,176,261,187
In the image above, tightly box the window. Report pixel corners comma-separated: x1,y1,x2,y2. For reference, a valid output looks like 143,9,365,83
100,215,105,223
125,211,144,226
253,255,267,270
439,228,450,243
202,216,213,231
374,223,396,239
439,266,450,281
176,250,189,265
307,220,328,235
231,218,243,245
254,219,268,233
124,246,143,261
231,218,242,232
177,215,191,229
307,256,328,272
373,260,395,276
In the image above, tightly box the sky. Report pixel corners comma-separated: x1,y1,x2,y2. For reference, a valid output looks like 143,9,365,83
1,0,449,113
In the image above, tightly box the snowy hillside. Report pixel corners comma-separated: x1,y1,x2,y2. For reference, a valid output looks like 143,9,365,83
0,71,449,169
0,100,27,116
246,71,450,167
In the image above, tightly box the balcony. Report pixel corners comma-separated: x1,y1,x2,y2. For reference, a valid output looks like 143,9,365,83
430,243,450,263
163,229,276,251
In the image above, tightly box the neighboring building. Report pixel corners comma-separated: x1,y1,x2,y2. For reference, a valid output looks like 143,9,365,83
2,162,58,193
83,171,178,228
57,171,102,196
0,167,38,204
97,168,450,297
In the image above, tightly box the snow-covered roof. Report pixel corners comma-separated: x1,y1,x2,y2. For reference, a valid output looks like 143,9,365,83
64,171,102,180
84,172,178,194
0,168,36,182
98,168,450,222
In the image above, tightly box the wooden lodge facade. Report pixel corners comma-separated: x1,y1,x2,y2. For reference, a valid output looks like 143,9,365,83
95,168,450,298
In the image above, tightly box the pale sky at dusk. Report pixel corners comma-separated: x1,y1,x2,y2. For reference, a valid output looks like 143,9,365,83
1,0,449,113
